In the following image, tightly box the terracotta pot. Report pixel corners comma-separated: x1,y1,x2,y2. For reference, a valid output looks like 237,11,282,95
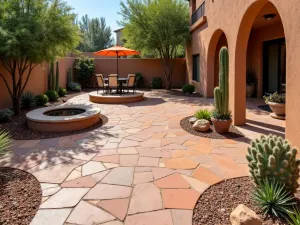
246,85,255,98
211,117,232,134
267,102,285,116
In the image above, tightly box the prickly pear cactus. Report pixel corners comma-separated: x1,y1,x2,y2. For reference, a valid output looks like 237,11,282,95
246,134,300,193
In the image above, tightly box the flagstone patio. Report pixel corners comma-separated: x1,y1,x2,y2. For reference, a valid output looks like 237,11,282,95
0,90,285,225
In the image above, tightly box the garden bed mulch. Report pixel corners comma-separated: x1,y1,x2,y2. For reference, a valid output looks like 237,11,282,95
154,89,203,97
193,177,296,225
180,116,244,139
0,89,108,140
0,167,42,225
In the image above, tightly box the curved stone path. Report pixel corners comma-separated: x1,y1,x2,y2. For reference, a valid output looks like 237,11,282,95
0,91,285,225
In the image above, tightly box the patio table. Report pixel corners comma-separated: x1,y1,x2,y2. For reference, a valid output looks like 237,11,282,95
104,77,128,94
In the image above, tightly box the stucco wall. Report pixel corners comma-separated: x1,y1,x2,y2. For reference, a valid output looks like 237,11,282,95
186,0,300,148
0,58,186,109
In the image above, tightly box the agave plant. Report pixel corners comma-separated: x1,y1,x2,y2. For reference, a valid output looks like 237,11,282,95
21,91,37,108
194,109,212,121
253,179,296,218
0,129,12,155
288,208,300,225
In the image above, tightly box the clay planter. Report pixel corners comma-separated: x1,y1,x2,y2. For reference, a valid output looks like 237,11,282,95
246,85,255,98
211,117,232,134
267,101,286,116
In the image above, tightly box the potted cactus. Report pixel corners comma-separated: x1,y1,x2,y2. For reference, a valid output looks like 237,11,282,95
211,47,232,134
263,92,285,117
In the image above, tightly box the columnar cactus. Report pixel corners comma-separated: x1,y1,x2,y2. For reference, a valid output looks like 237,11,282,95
55,61,60,92
214,47,229,116
67,68,72,84
48,61,55,90
246,134,300,193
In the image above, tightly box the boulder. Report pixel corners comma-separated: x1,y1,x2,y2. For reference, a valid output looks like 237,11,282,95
230,204,262,225
193,119,210,132
189,117,198,124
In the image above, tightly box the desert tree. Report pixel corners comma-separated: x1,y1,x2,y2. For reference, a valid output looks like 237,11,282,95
0,0,80,114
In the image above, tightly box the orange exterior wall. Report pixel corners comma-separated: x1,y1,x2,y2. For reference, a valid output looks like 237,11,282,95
186,0,300,148
0,58,186,109
0,57,75,109
93,58,186,88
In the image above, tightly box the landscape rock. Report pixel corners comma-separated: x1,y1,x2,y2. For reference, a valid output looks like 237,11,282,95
230,204,262,225
193,119,210,132
189,117,198,124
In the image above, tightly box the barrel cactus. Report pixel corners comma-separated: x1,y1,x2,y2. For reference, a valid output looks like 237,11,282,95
246,134,300,193
213,47,229,117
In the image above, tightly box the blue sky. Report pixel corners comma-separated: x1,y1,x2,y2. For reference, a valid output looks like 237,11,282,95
65,0,123,32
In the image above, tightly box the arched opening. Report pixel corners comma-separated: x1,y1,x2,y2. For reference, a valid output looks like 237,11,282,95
234,1,286,136
207,29,228,97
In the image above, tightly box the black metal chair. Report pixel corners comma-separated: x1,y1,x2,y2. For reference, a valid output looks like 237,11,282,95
95,74,108,94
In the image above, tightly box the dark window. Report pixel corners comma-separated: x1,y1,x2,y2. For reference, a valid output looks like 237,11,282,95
192,54,200,82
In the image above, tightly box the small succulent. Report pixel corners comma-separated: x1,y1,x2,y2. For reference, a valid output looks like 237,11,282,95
264,92,285,104
0,109,14,122
253,179,296,218
21,91,37,108
194,109,212,121
68,82,81,92
0,129,12,155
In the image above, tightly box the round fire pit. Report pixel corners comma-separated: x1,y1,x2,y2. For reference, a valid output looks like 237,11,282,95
26,105,100,132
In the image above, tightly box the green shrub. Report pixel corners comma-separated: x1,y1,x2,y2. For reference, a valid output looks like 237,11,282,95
150,77,162,89
253,179,295,218
182,84,195,94
45,90,59,101
0,130,11,155
194,109,212,121
264,92,285,104
0,109,14,122
288,208,300,225
246,134,300,193
68,82,81,92
246,69,258,86
135,73,144,88
74,56,95,87
21,91,37,108
36,94,49,106
58,87,67,97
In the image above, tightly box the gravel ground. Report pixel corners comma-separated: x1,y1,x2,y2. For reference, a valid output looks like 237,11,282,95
0,90,108,140
193,177,294,225
180,116,244,139
0,167,42,225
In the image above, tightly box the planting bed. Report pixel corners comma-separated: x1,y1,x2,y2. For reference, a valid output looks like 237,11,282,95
0,167,42,225
180,116,244,139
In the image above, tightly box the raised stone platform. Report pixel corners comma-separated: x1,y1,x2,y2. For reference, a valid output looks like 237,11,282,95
26,105,101,132
89,91,144,104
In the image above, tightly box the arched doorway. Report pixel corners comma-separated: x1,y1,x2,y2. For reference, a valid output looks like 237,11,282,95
207,29,228,97
232,0,285,125
234,1,286,136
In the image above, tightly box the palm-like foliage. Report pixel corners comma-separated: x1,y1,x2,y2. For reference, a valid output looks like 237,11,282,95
194,109,212,121
288,208,300,225
0,130,12,155
253,179,296,218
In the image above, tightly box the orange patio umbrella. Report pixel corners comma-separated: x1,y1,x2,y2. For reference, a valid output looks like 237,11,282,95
94,46,140,76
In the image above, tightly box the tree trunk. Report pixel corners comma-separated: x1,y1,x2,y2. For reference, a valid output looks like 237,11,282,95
12,97,21,115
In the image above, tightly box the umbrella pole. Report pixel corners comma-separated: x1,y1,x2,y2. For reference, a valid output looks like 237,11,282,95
117,52,119,76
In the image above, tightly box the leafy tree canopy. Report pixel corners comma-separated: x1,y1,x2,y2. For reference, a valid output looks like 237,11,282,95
118,0,189,89
0,0,81,114
77,15,114,52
